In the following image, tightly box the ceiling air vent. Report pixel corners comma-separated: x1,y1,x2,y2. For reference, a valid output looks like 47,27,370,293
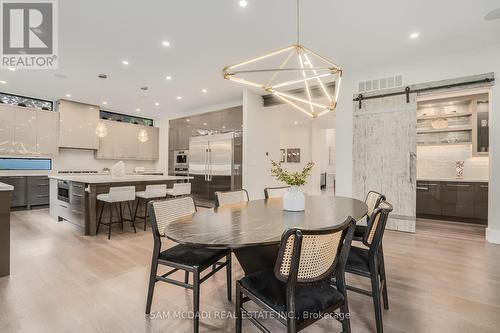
358,74,403,93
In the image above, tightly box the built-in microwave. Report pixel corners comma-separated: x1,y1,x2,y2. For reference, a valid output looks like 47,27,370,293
57,180,70,203
174,150,188,166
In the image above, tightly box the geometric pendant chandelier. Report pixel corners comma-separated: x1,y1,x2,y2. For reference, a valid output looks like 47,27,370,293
223,0,342,118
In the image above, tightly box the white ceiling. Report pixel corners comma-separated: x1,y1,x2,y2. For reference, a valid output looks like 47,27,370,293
1,0,499,119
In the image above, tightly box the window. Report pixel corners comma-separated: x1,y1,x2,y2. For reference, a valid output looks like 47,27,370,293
0,158,52,170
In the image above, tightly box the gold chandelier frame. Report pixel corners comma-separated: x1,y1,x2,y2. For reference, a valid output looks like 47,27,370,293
222,0,343,118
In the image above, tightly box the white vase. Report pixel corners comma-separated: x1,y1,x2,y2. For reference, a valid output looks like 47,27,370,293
283,186,305,212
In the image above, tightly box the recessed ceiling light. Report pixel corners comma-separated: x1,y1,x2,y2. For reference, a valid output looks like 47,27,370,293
155,102,160,106
166,75,172,80
8,67,16,71
203,122,208,126
0,80,7,84
177,96,182,100
186,119,191,122
239,0,248,7
222,125,226,129
202,88,208,93
136,108,141,112
162,40,171,47
102,101,108,105
409,32,419,39
293,121,299,125
122,60,129,65
65,94,71,98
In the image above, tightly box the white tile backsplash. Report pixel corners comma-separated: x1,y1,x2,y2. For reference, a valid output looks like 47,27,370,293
417,145,488,180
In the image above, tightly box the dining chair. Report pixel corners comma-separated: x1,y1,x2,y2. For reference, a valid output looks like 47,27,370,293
345,201,393,333
264,186,290,199
134,184,168,231
166,182,192,198
354,191,386,241
236,217,357,333
145,196,232,333
96,186,136,239
214,189,249,207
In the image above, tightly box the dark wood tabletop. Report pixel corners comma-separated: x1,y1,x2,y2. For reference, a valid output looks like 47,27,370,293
164,195,368,249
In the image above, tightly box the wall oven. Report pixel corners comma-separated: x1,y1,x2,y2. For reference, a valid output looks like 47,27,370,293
57,180,70,203
174,150,189,167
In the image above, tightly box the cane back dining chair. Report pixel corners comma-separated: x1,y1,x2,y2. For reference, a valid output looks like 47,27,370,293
145,196,232,333
345,201,393,333
236,217,357,333
214,189,249,207
264,186,290,199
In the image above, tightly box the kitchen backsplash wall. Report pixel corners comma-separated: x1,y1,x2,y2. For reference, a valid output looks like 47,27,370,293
53,148,156,173
417,145,489,180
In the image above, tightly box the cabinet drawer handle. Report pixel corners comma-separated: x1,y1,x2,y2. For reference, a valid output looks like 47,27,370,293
480,185,488,188
417,186,429,191
37,183,49,187
446,184,470,187
60,204,68,209
36,195,49,198
428,183,438,186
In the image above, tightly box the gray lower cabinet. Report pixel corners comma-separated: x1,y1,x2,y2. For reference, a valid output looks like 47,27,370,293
27,176,50,206
0,177,27,207
416,180,488,223
69,182,85,228
0,176,49,208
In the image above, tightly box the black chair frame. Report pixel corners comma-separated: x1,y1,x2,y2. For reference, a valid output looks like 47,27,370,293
346,203,393,333
96,200,136,240
236,217,356,333
145,198,232,333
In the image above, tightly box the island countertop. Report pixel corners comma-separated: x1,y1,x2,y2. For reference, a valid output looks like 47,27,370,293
48,174,193,184
0,182,14,191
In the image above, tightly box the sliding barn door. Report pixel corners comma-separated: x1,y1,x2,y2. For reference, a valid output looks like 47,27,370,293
353,94,417,232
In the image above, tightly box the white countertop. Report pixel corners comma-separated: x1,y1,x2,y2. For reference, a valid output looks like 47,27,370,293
417,178,488,183
0,173,49,177
0,182,14,191
48,174,193,184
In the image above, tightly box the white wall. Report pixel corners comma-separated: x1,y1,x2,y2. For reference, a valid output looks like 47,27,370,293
320,129,336,174
334,43,500,243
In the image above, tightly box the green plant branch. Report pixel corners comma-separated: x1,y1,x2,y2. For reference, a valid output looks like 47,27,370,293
269,157,314,186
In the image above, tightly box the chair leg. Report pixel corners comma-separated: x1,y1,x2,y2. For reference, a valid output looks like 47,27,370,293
287,315,297,333
96,201,104,235
379,248,389,310
144,200,148,231
108,202,113,240
118,202,124,230
340,300,351,333
370,260,384,333
133,198,140,223
235,282,242,333
127,201,136,233
184,271,189,284
193,268,200,333
145,252,159,314
226,253,232,301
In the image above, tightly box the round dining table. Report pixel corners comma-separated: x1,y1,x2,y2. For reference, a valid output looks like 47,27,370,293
164,195,368,275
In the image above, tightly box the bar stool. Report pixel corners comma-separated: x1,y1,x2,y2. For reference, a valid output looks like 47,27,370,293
134,184,167,231
166,182,191,198
96,186,136,240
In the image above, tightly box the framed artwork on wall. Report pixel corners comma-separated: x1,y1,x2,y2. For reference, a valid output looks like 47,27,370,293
280,149,286,163
286,148,301,163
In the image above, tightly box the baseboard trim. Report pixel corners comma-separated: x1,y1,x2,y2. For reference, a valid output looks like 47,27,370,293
486,228,500,244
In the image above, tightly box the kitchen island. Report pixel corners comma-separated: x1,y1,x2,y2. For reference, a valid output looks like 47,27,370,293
48,175,193,235
1,182,14,277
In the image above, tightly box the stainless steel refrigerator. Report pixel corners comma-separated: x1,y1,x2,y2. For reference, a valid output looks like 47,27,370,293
189,132,242,206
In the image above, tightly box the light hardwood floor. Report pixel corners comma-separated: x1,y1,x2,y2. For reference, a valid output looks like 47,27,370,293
1,209,500,333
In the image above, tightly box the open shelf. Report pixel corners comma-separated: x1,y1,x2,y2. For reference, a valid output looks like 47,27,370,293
417,126,472,134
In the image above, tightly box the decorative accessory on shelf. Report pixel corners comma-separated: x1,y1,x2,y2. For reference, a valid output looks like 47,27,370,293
455,161,464,179
222,0,342,118
138,129,149,143
95,122,108,138
431,118,449,130
269,157,314,211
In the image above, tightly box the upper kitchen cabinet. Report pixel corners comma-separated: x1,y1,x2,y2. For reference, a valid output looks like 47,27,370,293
0,104,58,156
36,110,58,155
137,126,159,160
96,120,159,160
58,100,99,150
0,104,16,154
